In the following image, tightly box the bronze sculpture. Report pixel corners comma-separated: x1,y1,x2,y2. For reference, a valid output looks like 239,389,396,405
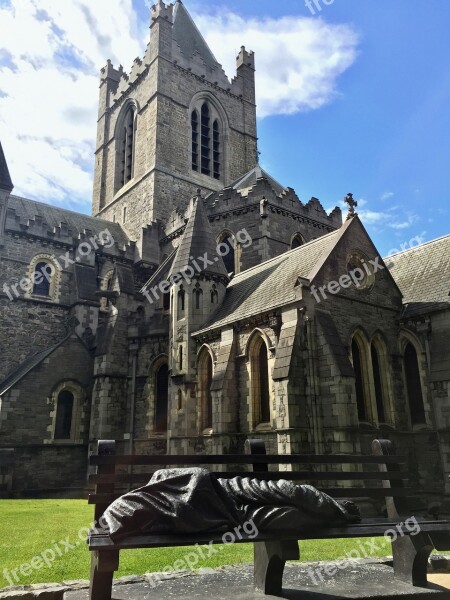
103,468,360,540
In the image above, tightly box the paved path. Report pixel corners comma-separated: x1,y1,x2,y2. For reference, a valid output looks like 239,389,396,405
66,562,450,600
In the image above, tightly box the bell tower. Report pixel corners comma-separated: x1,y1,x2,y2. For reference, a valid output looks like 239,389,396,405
92,0,258,242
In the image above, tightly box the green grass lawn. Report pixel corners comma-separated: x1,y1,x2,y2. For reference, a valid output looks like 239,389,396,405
0,500,443,589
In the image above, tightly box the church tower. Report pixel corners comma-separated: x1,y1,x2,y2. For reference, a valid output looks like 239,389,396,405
92,0,257,242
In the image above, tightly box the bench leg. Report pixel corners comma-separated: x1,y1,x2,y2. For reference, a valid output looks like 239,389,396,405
391,533,433,587
90,550,120,600
254,540,299,596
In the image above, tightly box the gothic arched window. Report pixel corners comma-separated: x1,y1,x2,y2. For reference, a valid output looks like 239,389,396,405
27,254,61,303
191,98,223,181
213,120,220,179
351,338,367,422
193,283,203,310
291,234,305,249
258,342,271,424
55,390,74,439
200,102,211,176
404,342,426,424
218,233,236,275
155,363,169,432
191,110,199,172
33,261,51,296
118,105,136,189
249,335,271,427
198,348,213,430
211,285,218,304
178,285,185,313
371,344,385,423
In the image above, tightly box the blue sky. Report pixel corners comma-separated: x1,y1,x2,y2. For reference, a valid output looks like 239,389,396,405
1,0,449,255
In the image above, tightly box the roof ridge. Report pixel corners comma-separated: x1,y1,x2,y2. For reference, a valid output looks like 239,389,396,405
0,334,73,395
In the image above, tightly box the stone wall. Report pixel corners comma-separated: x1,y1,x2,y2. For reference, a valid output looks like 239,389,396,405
10,444,88,497
0,336,93,445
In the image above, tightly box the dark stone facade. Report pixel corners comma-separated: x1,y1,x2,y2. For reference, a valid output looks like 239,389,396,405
0,2,448,511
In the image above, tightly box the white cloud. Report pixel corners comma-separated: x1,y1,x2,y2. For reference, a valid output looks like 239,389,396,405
0,0,143,209
0,1,359,208
388,213,419,230
357,200,419,232
195,12,359,118
380,191,394,201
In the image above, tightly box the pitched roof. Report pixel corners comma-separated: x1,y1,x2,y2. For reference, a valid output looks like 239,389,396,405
0,141,13,193
6,195,129,247
385,234,450,316
172,1,219,71
194,226,343,335
169,195,228,280
230,165,286,196
0,336,71,396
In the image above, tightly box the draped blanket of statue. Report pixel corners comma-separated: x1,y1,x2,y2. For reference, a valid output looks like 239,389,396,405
103,468,361,541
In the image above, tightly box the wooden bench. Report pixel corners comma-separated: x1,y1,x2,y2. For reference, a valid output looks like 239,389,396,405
87,439,450,599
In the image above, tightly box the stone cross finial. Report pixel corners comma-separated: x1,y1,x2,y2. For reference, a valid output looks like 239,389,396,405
344,193,358,220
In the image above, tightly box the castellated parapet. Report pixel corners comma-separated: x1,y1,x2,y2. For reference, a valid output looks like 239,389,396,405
236,46,255,71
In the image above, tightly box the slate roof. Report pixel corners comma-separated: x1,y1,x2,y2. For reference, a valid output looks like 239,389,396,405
194,226,343,335
6,195,130,247
169,196,228,280
0,141,13,192
230,165,286,196
172,1,220,71
0,336,71,396
385,234,450,316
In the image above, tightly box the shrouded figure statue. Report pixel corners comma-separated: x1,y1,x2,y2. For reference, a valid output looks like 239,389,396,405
103,468,360,540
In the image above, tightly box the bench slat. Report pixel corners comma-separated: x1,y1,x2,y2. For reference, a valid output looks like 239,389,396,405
88,520,450,550
88,487,411,505
89,470,410,484
89,454,405,466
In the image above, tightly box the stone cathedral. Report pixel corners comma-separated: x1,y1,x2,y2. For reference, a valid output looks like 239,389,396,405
0,1,449,510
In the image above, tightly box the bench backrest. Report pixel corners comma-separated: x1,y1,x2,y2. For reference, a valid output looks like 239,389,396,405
88,438,408,521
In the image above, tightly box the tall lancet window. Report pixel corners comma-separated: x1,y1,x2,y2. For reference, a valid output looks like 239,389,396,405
191,110,199,172
404,342,426,424
200,102,211,176
213,120,220,179
119,106,135,188
351,338,367,422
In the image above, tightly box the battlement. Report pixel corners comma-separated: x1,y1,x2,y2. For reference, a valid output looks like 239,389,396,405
204,177,342,229
150,0,174,24
100,59,122,83
5,196,136,261
236,46,255,70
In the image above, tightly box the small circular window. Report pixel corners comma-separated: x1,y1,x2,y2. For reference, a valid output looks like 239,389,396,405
346,250,375,291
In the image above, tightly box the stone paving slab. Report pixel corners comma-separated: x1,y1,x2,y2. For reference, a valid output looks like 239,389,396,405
64,563,450,600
